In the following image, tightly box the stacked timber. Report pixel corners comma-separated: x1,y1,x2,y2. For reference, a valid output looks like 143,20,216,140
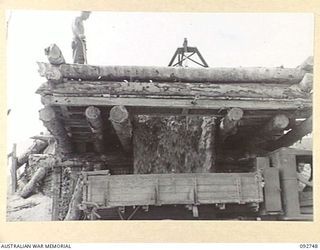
35,44,313,168
20,154,55,198
133,115,216,174
37,52,313,113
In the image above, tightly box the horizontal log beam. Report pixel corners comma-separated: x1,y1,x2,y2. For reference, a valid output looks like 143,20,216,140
36,80,310,100
37,62,307,84
40,95,312,111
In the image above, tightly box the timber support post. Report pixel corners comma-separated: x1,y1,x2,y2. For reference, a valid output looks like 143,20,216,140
39,106,73,154
247,114,290,148
219,108,243,141
109,105,132,154
85,106,105,153
268,116,312,151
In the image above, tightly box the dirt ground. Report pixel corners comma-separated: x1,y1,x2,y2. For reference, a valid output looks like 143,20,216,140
6,192,52,222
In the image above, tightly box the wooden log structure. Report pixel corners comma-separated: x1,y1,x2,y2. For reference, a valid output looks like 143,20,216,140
36,79,312,112
219,108,244,141
299,73,313,92
39,106,73,154
267,116,312,151
37,62,308,84
247,114,290,148
44,44,66,65
198,117,216,172
20,154,55,198
38,63,64,84
109,105,132,153
85,106,104,153
298,56,313,72
261,114,290,135
17,139,48,168
37,80,310,99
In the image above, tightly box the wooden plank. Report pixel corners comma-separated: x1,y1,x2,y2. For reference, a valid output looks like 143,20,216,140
84,172,263,207
263,167,282,213
269,148,301,218
41,95,312,111
37,62,308,84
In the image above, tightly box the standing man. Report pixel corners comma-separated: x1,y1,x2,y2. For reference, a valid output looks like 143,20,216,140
72,11,91,64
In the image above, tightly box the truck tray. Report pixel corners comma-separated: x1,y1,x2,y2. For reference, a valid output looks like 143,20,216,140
82,171,263,208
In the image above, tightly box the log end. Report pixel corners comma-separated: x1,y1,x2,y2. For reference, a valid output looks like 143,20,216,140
85,106,101,120
39,106,56,122
109,105,129,123
45,44,66,65
299,73,313,92
272,114,290,130
227,107,244,121
299,56,313,72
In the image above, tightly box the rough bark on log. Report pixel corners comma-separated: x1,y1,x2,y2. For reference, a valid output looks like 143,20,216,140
198,117,216,172
219,108,243,141
133,116,216,174
64,175,84,220
39,106,73,154
37,62,308,84
299,73,313,92
260,114,290,137
37,62,63,83
85,106,104,153
109,106,132,153
44,44,66,65
298,56,313,72
247,114,290,148
20,155,55,198
17,139,48,168
268,116,312,150
37,80,310,100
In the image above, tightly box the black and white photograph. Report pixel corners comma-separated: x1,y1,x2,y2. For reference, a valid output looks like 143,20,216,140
6,11,313,222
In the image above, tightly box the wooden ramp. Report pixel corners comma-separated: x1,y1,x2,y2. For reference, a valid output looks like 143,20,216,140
82,171,263,208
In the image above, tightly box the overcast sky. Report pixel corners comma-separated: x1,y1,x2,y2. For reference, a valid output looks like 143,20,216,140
6,11,314,153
